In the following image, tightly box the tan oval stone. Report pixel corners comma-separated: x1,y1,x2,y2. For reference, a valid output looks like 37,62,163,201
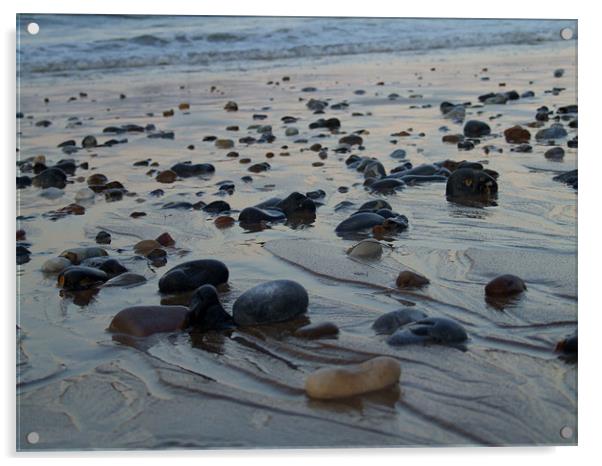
305,356,401,399
134,239,161,255
294,321,339,339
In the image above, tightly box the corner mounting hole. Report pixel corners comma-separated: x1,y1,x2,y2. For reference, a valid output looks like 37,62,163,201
560,426,573,439
560,28,573,40
26,431,39,444
27,22,40,35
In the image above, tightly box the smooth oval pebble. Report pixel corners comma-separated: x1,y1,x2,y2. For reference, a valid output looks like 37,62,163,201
41,257,72,273
59,247,108,265
485,274,527,296
134,239,161,255
158,259,229,293
294,321,339,339
75,188,95,202
108,305,189,337
305,356,401,399
335,212,385,233
372,309,429,335
396,271,430,288
347,239,383,259
233,280,308,326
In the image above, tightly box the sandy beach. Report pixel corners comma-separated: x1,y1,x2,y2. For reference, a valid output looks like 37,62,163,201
17,17,577,449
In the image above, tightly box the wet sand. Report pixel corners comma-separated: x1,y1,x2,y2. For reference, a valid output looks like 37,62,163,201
17,41,577,449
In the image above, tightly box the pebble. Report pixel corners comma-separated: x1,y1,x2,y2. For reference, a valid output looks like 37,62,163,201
95,231,111,244
389,149,407,159
294,322,339,339
544,147,565,160
134,240,161,255
372,309,429,335
156,170,178,183
103,272,147,288
335,212,385,233
463,120,491,138
109,305,190,337
504,125,531,144
387,317,468,347
445,168,498,203
75,188,95,202
215,139,235,149
224,101,238,111
346,239,383,259
214,216,236,228
158,259,229,293
485,274,527,297
171,162,215,177
32,168,67,189
59,247,108,265
233,280,309,326
396,271,430,289
58,266,109,290
285,127,299,136
156,232,175,247
535,124,568,141
41,257,72,274
82,135,97,148
239,207,286,225
305,356,401,399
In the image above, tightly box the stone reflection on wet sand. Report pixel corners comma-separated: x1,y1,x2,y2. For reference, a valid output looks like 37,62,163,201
17,41,577,449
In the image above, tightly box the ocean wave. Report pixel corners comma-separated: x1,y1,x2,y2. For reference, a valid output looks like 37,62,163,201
17,16,576,76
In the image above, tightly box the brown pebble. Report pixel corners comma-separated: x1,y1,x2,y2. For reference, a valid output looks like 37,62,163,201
130,212,147,218
312,161,324,167
294,322,339,339
215,139,235,149
442,134,462,143
214,216,235,229
485,274,527,296
156,170,177,184
503,125,531,144
134,239,161,255
163,109,174,117
156,232,175,247
87,173,108,186
239,158,251,164
178,102,190,110
396,271,430,289
17,229,26,241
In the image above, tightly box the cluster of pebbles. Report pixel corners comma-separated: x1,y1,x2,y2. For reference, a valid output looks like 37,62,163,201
16,68,577,400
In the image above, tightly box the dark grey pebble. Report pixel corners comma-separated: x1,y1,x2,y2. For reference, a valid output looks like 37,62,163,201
372,309,429,335
158,259,229,293
95,231,111,244
387,317,468,347
171,162,215,177
446,168,498,203
203,200,231,214
463,120,491,138
535,124,568,141
370,179,405,194
238,207,286,225
232,280,309,326
58,266,109,290
545,147,565,160
32,168,67,189
335,212,385,233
